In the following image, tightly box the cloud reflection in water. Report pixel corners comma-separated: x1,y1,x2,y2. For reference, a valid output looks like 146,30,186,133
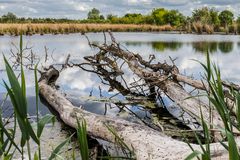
0,33,240,118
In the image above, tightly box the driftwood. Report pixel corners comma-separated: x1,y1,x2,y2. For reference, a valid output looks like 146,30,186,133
38,34,240,159
39,66,234,160
84,42,225,130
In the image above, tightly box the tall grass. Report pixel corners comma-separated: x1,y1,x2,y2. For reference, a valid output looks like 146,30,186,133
229,23,238,35
1,34,135,160
237,24,240,34
192,21,203,34
3,41,39,159
204,24,214,34
185,109,211,160
0,23,174,36
186,52,240,160
104,125,136,159
76,119,89,160
0,34,74,159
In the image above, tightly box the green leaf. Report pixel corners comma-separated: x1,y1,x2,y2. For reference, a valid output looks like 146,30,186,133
3,81,28,147
105,124,135,158
193,132,206,155
206,51,211,81
48,135,72,160
4,56,27,116
77,119,89,160
2,154,12,160
21,65,26,102
25,120,39,145
37,114,55,137
19,34,23,67
34,152,39,160
219,140,228,151
226,130,240,160
34,63,39,123
185,150,202,160
200,108,210,159
235,92,240,129
0,118,21,153
3,55,40,146
20,34,23,57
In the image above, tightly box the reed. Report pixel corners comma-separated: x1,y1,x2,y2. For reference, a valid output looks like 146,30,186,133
204,24,214,34
229,23,238,35
0,23,174,36
0,34,74,159
76,119,89,160
192,21,203,34
186,52,240,160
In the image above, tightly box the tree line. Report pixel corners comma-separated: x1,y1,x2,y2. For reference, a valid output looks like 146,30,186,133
1,7,240,34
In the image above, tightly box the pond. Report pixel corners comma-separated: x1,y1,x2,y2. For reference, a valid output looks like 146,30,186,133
0,32,240,119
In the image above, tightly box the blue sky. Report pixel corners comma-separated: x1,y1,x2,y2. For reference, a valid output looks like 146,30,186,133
0,0,239,19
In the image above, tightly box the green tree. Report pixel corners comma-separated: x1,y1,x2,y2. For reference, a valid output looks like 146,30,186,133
164,10,185,26
192,7,219,26
218,42,233,53
152,8,168,25
107,14,119,23
122,13,144,24
209,8,220,31
192,7,212,24
87,8,100,20
99,15,105,20
209,8,220,26
107,14,114,20
2,12,17,22
143,15,154,24
192,7,221,33
219,10,234,26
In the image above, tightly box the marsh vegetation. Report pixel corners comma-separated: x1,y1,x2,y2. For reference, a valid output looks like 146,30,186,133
1,31,240,159
0,7,240,35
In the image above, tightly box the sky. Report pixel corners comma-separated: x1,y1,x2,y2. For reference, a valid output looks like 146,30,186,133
0,0,239,19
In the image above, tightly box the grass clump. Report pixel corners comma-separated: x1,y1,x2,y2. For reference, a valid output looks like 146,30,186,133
186,52,240,160
0,34,74,159
0,23,174,35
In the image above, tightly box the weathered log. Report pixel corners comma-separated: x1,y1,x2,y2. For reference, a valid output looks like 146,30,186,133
39,67,234,160
89,39,239,124
91,44,225,130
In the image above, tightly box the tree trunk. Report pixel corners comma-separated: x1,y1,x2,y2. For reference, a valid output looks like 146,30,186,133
38,67,233,160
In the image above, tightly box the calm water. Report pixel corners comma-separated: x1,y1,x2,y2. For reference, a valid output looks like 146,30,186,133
0,32,240,117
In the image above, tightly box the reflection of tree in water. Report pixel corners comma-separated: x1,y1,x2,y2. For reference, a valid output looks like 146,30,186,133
192,42,218,54
125,41,143,46
125,41,183,52
151,42,183,52
218,42,233,53
192,41,233,54
125,41,234,54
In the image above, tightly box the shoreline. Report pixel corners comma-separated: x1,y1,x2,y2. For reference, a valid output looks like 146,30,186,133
0,23,238,36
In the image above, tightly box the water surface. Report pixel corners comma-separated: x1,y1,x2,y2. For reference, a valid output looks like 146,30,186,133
0,33,240,117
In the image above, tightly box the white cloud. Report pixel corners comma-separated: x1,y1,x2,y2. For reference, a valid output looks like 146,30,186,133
0,5,6,10
0,0,239,19
59,68,95,91
74,4,89,11
127,0,152,4
20,6,38,13
67,0,91,11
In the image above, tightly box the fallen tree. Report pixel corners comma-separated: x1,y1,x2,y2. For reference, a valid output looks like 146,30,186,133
39,66,235,160
38,33,240,159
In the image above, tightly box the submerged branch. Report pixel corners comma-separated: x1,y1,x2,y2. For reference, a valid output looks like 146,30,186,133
38,67,236,160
